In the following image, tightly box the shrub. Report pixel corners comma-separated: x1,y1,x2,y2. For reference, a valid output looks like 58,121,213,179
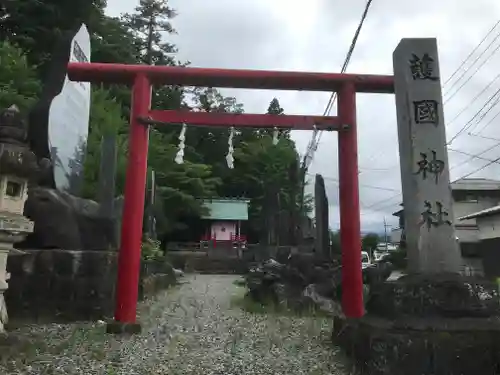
141,238,163,261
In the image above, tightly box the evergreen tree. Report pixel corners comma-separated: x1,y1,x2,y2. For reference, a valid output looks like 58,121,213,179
0,0,310,246
0,0,106,78
0,41,40,111
122,0,185,121
123,0,177,65
267,98,284,115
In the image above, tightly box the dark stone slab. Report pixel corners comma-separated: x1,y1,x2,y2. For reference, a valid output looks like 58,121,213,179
334,315,500,375
314,174,330,259
336,274,500,374
6,250,175,324
78,251,117,277
51,250,81,275
367,273,500,319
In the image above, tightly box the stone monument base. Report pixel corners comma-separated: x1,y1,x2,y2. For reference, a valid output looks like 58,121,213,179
333,274,500,375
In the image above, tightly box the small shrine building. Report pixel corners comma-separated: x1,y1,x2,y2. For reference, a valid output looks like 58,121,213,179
200,198,249,245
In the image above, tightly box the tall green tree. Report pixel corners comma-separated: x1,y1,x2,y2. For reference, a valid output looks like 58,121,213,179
219,98,304,243
267,98,284,115
362,232,380,251
81,87,130,199
0,0,106,78
122,0,185,119
0,41,40,111
122,0,177,65
147,128,221,237
261,97,288,138
0,0,311,247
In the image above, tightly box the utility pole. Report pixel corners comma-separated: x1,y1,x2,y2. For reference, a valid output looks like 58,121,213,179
383,217,390,250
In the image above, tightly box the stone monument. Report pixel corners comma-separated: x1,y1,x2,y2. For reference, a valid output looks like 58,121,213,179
333,39,500,375
314,174,330,260
0,105,46,331
393,38,462,274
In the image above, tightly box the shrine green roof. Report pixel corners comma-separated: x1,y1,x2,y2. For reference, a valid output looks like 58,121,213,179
201,198,249,221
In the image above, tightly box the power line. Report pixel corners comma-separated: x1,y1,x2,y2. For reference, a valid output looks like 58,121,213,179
360,64,500,213
315,173,399,192
326,0,374,116
447,87,500,145
451,155,500,182
473,104,500,135
360,21,500,173
443,32,500,104
362,192,402,210
319,17,500,219
363,150,500,216
359,166,394,172
301,0,374,170
443,19,500,86
445,72,500,127
359,142,500,214
449,147,500,166
449,140,500,171
468,133,500,142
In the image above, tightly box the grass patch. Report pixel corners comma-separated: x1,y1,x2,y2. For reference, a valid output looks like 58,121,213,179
232,278,246,287
0,322,109,371
230,287,331,318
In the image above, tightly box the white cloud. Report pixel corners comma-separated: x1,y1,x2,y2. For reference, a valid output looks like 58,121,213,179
106,0,500,232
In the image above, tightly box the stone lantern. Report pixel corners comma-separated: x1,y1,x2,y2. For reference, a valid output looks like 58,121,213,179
0,105,45,331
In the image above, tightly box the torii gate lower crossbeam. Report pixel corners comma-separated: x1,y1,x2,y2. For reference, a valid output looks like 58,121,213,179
67,62,394,331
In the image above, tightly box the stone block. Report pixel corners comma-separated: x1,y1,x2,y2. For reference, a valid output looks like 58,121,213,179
5,277,25,302
334,315,500,375
77,251,117,277
367,274,500,319
51,250,82,276
6,252,35,275
33,251,55,275
51,276,76,301
337,273,500,374
73,276,111,302
5,249,173,324
23,275,51,301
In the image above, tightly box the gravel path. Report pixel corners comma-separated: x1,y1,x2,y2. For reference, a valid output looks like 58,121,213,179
0,274,350,375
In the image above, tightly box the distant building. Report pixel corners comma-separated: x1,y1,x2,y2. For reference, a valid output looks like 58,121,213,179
376,242,398,252
391,178,500,252
459,205,500,279
390,178,500,275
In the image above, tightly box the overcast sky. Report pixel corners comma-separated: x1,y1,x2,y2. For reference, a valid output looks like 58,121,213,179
106,0,500,233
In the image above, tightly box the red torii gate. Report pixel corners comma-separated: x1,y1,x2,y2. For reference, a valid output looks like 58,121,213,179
67,62,394,331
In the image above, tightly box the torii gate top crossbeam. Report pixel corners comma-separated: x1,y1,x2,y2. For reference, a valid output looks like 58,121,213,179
67,62,394,93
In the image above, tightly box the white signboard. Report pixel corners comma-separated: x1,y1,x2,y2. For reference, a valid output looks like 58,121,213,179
48,24,91,194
